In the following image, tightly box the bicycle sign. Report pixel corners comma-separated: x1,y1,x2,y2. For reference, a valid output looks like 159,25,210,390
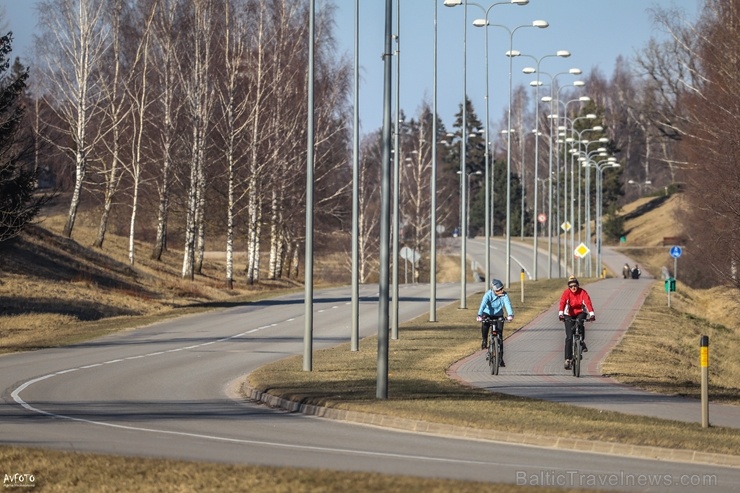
669,245,682,258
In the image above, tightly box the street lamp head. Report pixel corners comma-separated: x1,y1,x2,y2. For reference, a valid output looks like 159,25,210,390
596,147,607,153
541,96,553,102
557,50,571,58
592,125,604,131
472,19,487,28
443,0,463,6
533,20,549,28
573,81,586,87
506,50,521,57
569,68,582,75
599,137,609,143
608,156,617,162
586,113,597,119
529,80,543,86
511,0,529,5
579,96,591,101
523,67,536,74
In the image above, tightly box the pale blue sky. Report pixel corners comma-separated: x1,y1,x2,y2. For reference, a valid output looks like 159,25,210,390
3,0,701,135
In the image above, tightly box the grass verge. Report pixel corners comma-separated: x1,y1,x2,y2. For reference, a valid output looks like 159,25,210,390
248,278,740,457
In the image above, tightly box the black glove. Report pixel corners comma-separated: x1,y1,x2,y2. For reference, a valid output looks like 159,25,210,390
558,315,564,322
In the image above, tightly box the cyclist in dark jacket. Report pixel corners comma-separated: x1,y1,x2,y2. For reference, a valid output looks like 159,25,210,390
558,276,595,370
477,279,514,367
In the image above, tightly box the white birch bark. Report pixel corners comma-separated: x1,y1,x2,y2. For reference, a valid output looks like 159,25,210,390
36,0,109,239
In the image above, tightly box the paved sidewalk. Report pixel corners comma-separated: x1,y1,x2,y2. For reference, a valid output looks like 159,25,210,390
450,247,740,429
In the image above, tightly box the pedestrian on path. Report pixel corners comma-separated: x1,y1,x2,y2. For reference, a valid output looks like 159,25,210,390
558,276,595,370
477,279,514,367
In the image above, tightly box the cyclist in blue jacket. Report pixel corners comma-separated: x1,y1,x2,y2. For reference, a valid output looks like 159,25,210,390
476,279,514,366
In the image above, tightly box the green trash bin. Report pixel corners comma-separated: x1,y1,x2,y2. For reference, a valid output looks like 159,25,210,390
664,278,676,293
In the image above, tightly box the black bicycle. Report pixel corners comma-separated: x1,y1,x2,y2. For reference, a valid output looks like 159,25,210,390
481,315,504,375
571,317,590,377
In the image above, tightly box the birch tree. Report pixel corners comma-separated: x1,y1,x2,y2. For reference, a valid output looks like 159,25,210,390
149,0,183,261
36,0,110,238
122,0,157,266
180,0,215,280
216,0,254,289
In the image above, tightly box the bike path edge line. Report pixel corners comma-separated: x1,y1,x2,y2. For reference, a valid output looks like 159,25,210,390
239,381,740,468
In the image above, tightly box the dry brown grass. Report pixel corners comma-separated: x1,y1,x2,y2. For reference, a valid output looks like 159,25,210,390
1,195,739,491
605,193,740,400
3,445,566,493
249,280,740,456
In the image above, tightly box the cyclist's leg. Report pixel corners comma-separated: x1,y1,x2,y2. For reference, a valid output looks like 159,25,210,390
576,312,588,351
495,318,505,366
480,321,488,349
564,317,575,361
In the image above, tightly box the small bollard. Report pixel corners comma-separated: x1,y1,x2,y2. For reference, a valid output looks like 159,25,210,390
520,269,525,303
701,335,709,428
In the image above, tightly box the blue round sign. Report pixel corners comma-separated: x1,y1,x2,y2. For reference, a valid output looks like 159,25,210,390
669,246,682,258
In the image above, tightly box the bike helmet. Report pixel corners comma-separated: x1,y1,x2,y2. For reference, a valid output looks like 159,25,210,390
567,275,579,287
491,279,504,291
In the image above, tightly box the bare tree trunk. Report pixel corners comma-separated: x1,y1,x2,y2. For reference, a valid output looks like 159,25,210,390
37,0,109,239
150,0,180,261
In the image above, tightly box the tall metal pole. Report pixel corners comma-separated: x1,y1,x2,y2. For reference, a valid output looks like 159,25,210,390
377,0,393,400
460,1,468,308
351,0,360,351
391,0,401,340
546,91,554,278
303,0,316,372
430,0,438,322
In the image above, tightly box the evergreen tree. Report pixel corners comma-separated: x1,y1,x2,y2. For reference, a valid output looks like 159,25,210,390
0,33,42,242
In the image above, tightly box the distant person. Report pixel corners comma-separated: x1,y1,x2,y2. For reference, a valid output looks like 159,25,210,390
631,265,641,279
558,276,595,370
476,279,514,367
622,263,631,279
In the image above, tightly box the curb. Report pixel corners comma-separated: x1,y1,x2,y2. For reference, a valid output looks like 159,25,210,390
241,383,740,469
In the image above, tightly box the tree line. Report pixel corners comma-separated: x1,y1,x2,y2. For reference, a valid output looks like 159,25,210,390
1,0,737,289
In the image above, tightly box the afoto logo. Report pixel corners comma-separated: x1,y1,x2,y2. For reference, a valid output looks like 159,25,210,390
3,473,36,488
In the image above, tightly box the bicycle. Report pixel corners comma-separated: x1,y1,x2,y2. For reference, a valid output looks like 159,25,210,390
570,316,591,377
481,315,505,375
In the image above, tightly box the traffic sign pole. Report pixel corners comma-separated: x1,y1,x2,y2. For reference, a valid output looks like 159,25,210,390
669,245,682,291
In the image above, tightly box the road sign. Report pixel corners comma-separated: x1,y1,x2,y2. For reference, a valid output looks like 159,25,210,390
400,246,421,263
560,221,571,232
669,245,683,258
537,213,547,224
574,242,590,258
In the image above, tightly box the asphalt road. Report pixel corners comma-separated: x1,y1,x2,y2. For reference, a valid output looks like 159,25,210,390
1,253,739,491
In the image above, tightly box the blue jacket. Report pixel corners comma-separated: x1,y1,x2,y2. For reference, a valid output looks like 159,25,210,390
477,289,514,318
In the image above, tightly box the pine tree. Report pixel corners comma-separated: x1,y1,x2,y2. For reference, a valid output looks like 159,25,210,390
0,33,42,242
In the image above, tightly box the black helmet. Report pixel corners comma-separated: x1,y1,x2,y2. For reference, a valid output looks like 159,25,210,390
491,279,504,291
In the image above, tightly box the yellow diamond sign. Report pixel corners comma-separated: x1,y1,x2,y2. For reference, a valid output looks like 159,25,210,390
574,242,590,258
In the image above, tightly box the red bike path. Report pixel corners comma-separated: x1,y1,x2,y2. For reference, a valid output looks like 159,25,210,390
449,247,740,429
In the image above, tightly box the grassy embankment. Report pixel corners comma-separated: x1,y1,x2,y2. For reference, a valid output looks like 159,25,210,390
0,195,738,493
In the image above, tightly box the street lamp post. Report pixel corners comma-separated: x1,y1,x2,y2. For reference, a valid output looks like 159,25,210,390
583,158,620,276
480,19,548,286
521,50,570,280
443,0,470,308
542,81,586,277
468,0,529,288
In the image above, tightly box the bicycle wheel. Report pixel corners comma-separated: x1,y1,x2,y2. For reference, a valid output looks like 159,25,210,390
572,335,581,377
487,331,495,374
491,335,501,375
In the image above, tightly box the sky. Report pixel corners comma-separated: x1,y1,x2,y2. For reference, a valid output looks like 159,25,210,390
2,0,702,136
